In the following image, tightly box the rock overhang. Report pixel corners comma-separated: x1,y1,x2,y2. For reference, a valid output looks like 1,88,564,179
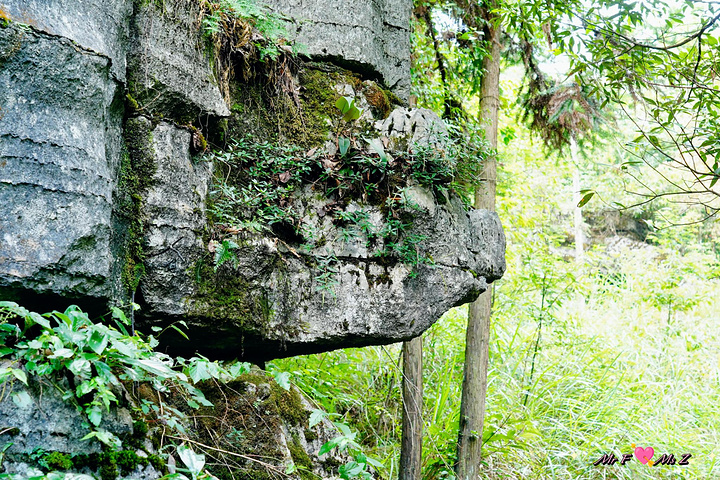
0,0,506,363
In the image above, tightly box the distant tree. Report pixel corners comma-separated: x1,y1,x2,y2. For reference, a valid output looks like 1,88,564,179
550,1,720,219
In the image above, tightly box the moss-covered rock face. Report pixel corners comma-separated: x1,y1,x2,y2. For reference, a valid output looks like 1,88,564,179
225,63,397,149
117,116,157,294
167,370,347,480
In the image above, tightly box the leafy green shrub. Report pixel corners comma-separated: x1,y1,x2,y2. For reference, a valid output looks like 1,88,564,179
0,302,255,449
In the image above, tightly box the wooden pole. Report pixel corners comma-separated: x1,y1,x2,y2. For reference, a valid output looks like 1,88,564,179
456,6,501,478
400,336,423,480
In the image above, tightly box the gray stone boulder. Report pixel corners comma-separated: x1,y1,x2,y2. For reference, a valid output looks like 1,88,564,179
0,366,357,479
0,1,506,362
0,20,125,308
262,0,412,99
128,0,230,120
0,365,163,479
137,127,505,358
0,368,133,456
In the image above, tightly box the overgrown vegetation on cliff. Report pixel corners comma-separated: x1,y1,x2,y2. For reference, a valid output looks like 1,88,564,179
204,123,487,273
274,0,720,475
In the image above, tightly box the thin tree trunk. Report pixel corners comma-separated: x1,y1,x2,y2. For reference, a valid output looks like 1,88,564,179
571,135,584,262
400,336,423,480
456,7,501,479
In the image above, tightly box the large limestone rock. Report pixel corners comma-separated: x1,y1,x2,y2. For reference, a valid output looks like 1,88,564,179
0,367,354,479
139,172,504,360
0,1,505,362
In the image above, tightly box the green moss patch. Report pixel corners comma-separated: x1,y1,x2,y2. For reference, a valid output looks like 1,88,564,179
270,382,309,426
116,116,157,294
191,257,272,334
289,433,314,480
25,448,166,480
226,63,363,149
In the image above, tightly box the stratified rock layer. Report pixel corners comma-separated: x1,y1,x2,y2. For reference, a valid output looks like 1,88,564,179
0,18,124,307
262,0,412,99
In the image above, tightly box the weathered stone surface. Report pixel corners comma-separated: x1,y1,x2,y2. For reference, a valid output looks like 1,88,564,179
134,96,504,360
0,368,161,479
0,0,131,81
128,0,230,120
140,120,213,317
0,369,133,456
375,107,449,150
262,0,412,99
139,167,505,361
0,22,124,306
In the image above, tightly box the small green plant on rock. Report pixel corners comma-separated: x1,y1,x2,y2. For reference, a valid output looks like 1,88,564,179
335,96,364,122
199,0,288,61
204,134,473,272
310,411,384,480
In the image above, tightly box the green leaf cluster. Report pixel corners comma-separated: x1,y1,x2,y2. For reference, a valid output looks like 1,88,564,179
0,302,252,453
335,96,364,122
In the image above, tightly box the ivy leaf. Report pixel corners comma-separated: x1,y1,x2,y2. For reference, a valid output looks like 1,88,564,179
319,437,339,456
338,137,351,157
228,362,251,378
69,358,92,378
178,445,206,476
88,406,103,427
339,461,364,477
309,409,326,428
10,368,27,385
81,430,121,447
88,329,109,355
111,307,130,326
50,348,75,359
12,390,33,409
273,371,291,390
577,191,595,208
76,380,94,397
28,311,51,329
125,358,174,378
187,359,212,384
